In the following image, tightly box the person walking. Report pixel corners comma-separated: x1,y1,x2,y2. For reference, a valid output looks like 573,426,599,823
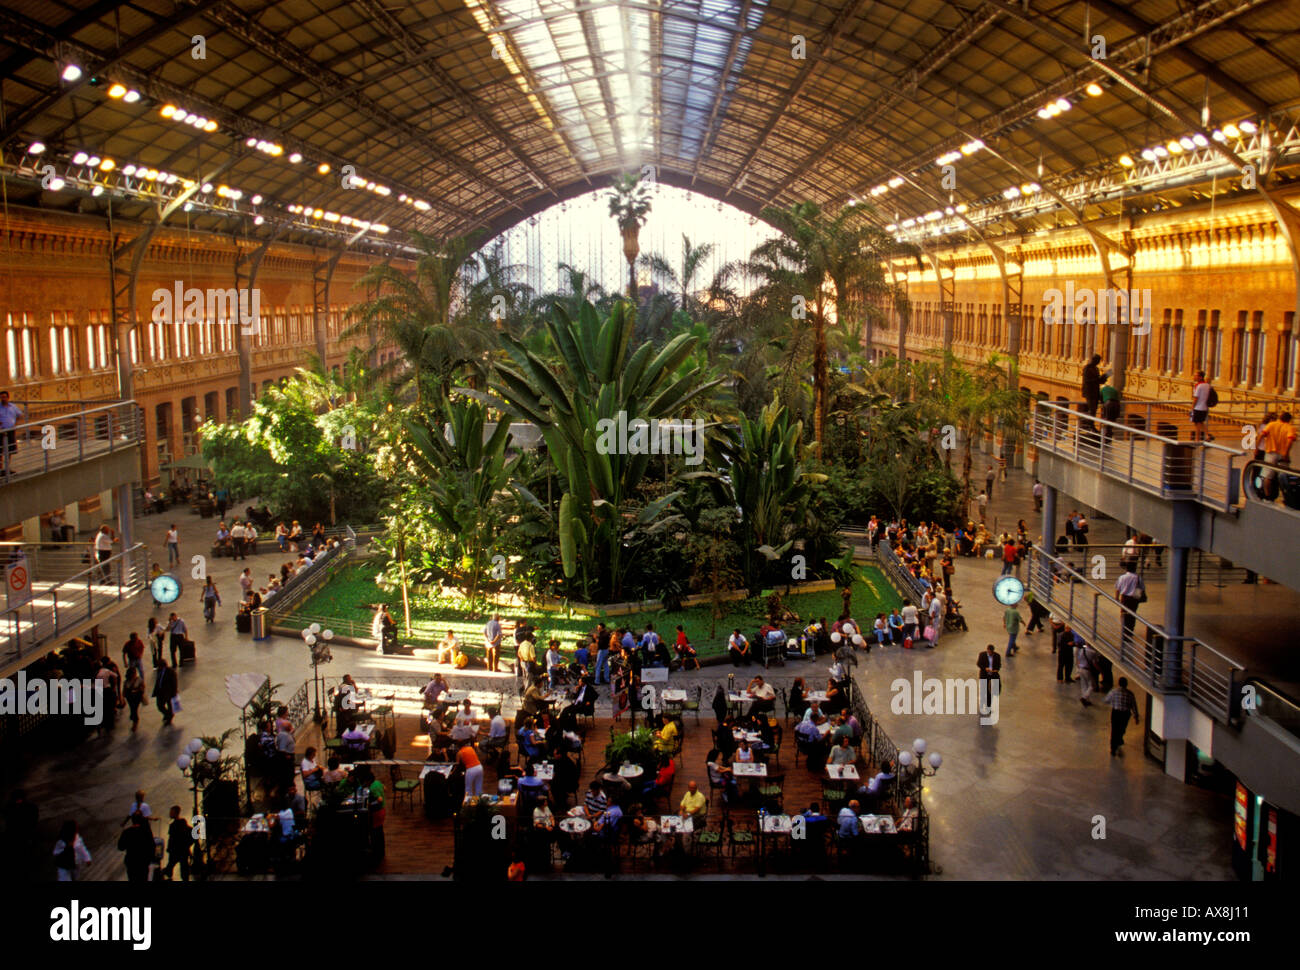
167,612,187,667
53,820,92,881
215,485,230,519
123,664,145,730
117,813,156,882
1003,603,1021,657
165,523,180,565
976,490,988,524
977,644,1001,711
1000,537,1016,576
985,465,996,502
1053,619,1074,682
121,632,146,679
1075,637,1098,707
153,659,179,725
1024,589,1049,635
1032,480,1044,512
93,525,116,583
201,577,221,624
1105,678,1141,756
164,806,192,881
1190,369,1214,442
1115,564,1145,652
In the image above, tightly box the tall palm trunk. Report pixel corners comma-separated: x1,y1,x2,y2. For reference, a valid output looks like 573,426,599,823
813,310,827,458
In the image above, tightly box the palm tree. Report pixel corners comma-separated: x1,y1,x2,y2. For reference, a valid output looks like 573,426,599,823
607,172,653,299
637,234,717,318
754,201,918,457
343,230,493,404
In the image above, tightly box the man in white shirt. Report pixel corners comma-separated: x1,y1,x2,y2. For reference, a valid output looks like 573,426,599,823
94,525,116,582
746,675,776,715
1190,369,1212,442
727,628,751,666
230,520,247,560
483,613,503,672
123,790,153,825
928,595,944,644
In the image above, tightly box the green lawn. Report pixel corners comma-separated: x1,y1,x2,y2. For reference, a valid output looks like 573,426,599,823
291,559,900,660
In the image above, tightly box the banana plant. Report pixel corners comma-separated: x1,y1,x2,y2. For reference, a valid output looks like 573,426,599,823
402,396,521,609
490,299,722,600
705,396,826,593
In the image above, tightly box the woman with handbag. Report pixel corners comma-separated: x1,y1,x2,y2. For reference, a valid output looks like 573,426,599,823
201,577,221,623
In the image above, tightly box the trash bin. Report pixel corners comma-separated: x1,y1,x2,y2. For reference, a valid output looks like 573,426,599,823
252,607,269,640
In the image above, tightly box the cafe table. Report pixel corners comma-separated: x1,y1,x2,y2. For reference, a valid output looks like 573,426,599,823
815,721,832,737
858,814,898,834
662,688,688,705
617,763,644,780
641,667,669,684
419,763,454,780
533,762,555,781
242,814,270,834
657,814,693,835
559,816,591,835
442,690,470,704
732,729,763,744
804,691,830,703
826,764,860,783
731,761,767,778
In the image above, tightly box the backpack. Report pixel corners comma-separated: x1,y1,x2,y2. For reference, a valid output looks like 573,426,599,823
1206,385,1219,408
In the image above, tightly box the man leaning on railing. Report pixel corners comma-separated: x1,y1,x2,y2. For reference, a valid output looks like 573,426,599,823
0,391,25,475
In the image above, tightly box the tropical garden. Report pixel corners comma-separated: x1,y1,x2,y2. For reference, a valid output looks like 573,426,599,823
200,174,1027,656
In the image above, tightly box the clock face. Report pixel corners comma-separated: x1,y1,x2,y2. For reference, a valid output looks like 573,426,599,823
151,574,182,604
993,576,1024,606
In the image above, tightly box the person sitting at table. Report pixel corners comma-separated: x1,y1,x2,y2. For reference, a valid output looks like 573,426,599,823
802,700,826,725
300,746,323,790
641,754,675,804
734,738,755,764
449,696,476,734
680,780,707,823
436,630,458,665
422,673,450,718
707,750,739,804
823,679,846,715
844,710,863,742
322,756,349,790
583,780,608,819
784,677,807,721
627,803,655,849
837,798,863,840
829,735,856,766
654,713,679,754
794,715,829,772
727,628,751,666
857,760,896,808
894,795,919,832
571,675,597,717
711,684,729,724
746,675,776,716
803,801,829,826
517,763,548,806
341,723,369,758
830,714,853,745
519,681,547,720
593,799,623,842
517,717,545,764
533,794,556,838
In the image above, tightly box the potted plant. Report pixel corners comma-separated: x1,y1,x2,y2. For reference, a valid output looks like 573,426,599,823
607,172,652,298
604,726,659,777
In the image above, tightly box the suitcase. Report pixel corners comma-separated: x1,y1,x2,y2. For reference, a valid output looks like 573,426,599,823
236,612,252,633
179,638,197,664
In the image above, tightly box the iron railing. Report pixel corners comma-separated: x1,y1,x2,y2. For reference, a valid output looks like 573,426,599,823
1245,679,1300,744
874,542,928,605
259,541,351,615
0,401,144,486
1026,545,1245,723
0,542,149,666
1050,541,1260,587
1031,399,1243,512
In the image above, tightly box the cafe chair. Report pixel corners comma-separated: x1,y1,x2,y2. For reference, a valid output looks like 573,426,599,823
390,765,421,811
683,685,703,722
728,818,755,861
757,773,784,814
767,725,783,767
693,819,724,870
822,786,847,813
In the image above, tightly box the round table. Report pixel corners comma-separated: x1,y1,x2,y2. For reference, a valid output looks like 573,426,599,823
559,817,590,835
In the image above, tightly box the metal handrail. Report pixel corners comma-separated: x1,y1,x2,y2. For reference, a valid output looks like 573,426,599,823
0,541,149,665
1031,399,1242,512
873,542,928,604
1027,545,1246,723
1244,678,1300,743
0,401,143,486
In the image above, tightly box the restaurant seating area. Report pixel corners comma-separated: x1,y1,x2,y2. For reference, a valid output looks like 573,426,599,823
213,675,929,879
